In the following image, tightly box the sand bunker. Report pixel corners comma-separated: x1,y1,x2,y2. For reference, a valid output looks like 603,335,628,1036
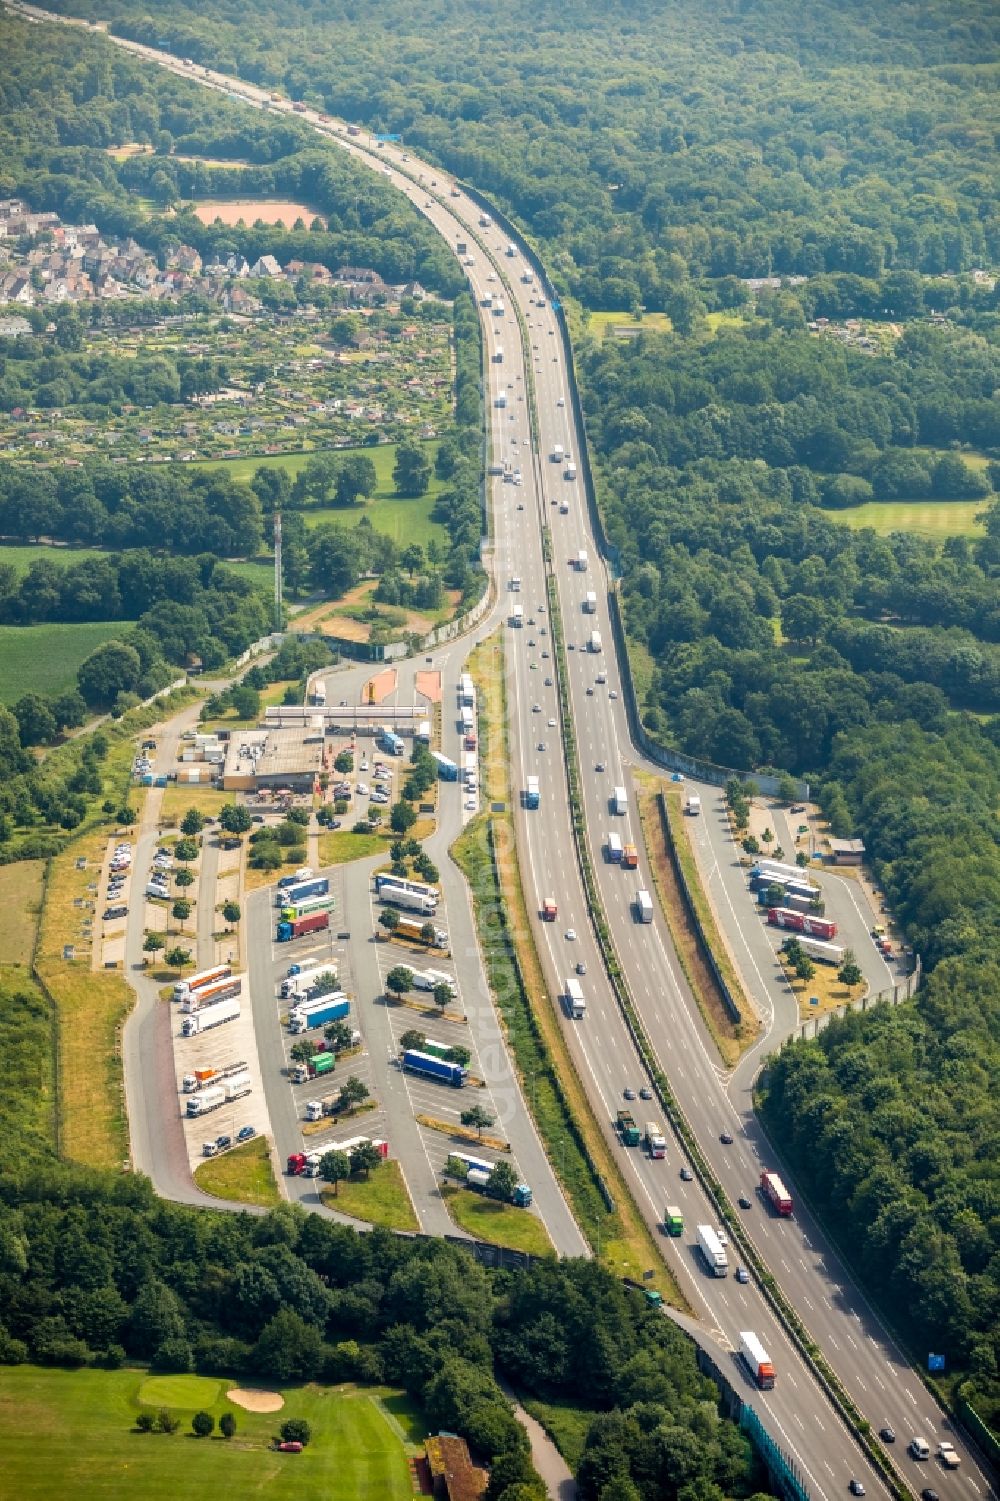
226,1387,285,1413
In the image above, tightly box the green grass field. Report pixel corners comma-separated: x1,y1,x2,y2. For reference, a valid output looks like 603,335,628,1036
193,1136,281,1207
321,1160,419,1231
521,1396,598,1471
191,443,448,551
824,498,988,538
0,1367,422,1500
0,620,134,704
0,543,105,577
441,1185,554,1257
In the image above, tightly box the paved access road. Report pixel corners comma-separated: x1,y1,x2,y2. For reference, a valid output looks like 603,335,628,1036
19,9,991,1498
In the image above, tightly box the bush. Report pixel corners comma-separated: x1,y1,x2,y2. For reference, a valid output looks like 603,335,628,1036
191,1410,214,1438
280,1417,312,1447
135,1411,156,1433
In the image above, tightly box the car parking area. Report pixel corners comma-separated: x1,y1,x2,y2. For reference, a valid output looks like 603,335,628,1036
99,837,133,965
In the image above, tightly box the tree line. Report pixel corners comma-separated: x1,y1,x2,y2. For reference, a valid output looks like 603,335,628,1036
0,1086,770,1501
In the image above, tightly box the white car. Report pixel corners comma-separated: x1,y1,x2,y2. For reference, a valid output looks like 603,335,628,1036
565,928,576,941
464,798,477,811
547,718,556,728
609,689,619,700
557,397,565,406
716,1227,729,1247
596,672,607,684
360,758,369,771
355,782,370,797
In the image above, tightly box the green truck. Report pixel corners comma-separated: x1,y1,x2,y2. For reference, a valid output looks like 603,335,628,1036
616,1109,641,1146
664,1204,684,1237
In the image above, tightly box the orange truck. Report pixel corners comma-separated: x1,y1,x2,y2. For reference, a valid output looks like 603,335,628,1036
623,843,638,869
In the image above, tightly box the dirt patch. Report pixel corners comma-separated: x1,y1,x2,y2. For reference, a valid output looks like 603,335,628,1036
365,667,397,703
226,1387,285,1413
192,200,324,228
415,670,441,703
320,614,373,643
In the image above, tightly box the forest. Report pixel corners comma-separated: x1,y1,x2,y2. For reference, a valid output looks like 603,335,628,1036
42,0,1000,308
0,1053,771,1501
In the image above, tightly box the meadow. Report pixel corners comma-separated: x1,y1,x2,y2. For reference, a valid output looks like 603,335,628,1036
824,498,987,538
0,1366,423,1500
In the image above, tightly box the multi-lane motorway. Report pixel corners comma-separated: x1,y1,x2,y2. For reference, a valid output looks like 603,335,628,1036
15,7,993,1499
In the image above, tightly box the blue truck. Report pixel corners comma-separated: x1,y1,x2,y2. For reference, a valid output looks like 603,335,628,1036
287,993,351,1035
377,727,405,756
431,751,459,782
274,876,329,909
402,1048,467,1087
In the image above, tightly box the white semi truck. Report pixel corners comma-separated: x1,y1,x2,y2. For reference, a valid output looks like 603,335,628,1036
180,995,240,1036
696,1223,729,1276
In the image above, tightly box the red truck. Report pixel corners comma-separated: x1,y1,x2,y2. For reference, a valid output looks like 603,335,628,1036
541,897,558,921
287,1153,307,1175
767,907,805,933
760,1170,793,1217
802,914,837,940
277,911,330,943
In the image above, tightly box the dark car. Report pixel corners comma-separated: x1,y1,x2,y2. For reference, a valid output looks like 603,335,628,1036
215,1134,232,1151
639,1086,653,1101
920,1492,938,1501
236,1125,256,1143
849,1482,865,1496
879,1427,896,1444
790,803,806,813
738,1195,752,1209
680,1166,694,1181
623,1088,637,1101
103,906,127,921
720,1131,734,1145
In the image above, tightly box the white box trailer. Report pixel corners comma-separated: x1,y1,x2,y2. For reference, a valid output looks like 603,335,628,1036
564,977,586,1019
181,995,240,1036
492,346,504,363
576,549,588,572
412,968,455,995
584,591,597,613
636,890,654,923
696,1223,728,1277
589,630,602,653
613,786,628,815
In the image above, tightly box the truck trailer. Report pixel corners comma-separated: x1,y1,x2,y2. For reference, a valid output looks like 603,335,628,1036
564,977,586,1019
797,937,844,965
181,1059,248,1093
181,995,240,1036
525,775,540,810
180,975,242,1013
185,1069,251,1116
645,1121,666,1158
767,906,806,933
431,751,459,782
287,993,351,1035
696,1223,728,1276
277,910,330,942
606,832,623,862
635,890,654,923
616,1110,641,1146
393,917,449,947
280,964,336,1000
584,590,597,613
402,1049,467,1087
760,1170,794,1216
739,1330,776,1389
589,630,602,653
378,883,438,915
411,968,455,995
575,548,588,571
173,963,232,1004
273,876,329,908
551,443,564,464
613,786,628,816
279,893,333,922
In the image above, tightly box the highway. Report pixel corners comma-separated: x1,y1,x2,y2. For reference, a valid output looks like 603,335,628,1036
15,7,992,1498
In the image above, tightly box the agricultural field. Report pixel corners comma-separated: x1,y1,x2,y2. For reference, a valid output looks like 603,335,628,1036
0,859,44,971
0,1366,423,1501
0,304,453,465
0,620,133,704
825,499,987,539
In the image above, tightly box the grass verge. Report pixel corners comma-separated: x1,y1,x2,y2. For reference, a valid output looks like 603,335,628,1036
521,1397,597,1472
35,829,133,1168
158,785,230,824
453,633,683,1301
320,1159,419,1231
0,1366,419,1500
193,1136,281,1207
317,830,392,865
635,776,759,1066
441,1185,555,1257
0,858,44,968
